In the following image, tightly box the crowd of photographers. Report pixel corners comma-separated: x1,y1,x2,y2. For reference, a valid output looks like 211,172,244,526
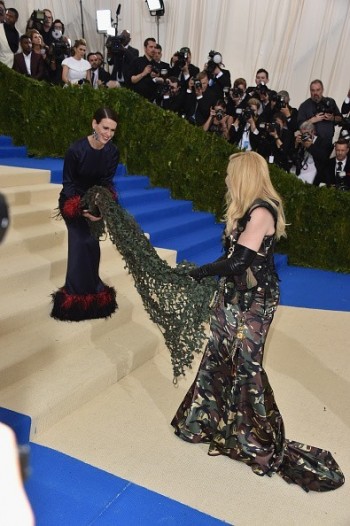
1,6,350,190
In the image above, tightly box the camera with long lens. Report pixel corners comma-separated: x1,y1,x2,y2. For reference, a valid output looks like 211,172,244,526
106,33,127,55
30,9,45,27
315,97,335,114
174,47,189,69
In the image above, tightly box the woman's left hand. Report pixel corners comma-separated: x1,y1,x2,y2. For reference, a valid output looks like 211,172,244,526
82,210,102,221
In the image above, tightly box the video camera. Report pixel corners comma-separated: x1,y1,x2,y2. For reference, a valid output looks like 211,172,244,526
106,33,127,55
30,9,45,27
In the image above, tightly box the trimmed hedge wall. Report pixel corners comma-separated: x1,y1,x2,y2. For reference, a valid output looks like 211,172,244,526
1,63,350,272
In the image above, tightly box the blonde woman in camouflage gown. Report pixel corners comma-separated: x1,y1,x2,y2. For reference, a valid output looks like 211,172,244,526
172,151,344,492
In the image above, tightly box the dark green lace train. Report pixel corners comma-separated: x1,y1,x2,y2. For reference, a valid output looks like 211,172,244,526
82,185,217,380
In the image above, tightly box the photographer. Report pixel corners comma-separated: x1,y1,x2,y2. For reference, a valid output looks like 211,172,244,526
26,8,53,47
184,71,217,126
225,78,247,116
204,50,231,99
202,99,233,140
276,90,298,133
129,37,162,102
107,29,139,86
257,112,294,172
297,79,341,151
290,121,329,185
46,19,70,84
169,47,199,92
158,76,186,116
87,52,112,89
229,98,261,151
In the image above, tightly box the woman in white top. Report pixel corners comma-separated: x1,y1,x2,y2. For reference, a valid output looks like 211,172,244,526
62,38,91,86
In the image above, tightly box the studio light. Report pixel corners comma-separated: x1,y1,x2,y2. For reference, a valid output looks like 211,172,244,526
145,0,165,17
96,9,112,34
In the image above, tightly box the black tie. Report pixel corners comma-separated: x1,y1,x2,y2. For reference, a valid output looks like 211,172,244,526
337,161,342,172
91,71,95,86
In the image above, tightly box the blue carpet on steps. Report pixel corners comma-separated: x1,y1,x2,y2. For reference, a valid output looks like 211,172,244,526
1,135,350,524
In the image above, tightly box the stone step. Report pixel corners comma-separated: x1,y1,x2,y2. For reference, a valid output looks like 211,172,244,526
0,166,50,186
0,319,161,437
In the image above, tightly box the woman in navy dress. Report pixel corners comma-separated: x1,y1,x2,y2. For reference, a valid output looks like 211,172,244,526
51,107,119,321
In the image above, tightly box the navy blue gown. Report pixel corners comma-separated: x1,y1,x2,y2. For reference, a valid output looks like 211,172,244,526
51,137,119,321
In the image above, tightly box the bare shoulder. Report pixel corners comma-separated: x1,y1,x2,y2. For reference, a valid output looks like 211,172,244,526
245,206,275,236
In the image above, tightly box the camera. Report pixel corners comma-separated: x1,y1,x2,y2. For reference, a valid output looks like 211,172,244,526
258,122,279,134
242,107,254,120
174,48,189,69
315,97,335,114
231,87,243,98
256,82,269,96
51,39,70,61
301,132,311,142
340,128,350,142
150,61,160,75
275,94,287,110
30,9,45,27
106,33,127,55
215,109,224,121
194,79,202,90
162,82,171,95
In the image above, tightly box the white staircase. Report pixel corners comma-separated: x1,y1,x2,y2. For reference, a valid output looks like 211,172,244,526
0,165,176,437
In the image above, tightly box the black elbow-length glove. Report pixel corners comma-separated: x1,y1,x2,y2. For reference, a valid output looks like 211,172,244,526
189,244,257,282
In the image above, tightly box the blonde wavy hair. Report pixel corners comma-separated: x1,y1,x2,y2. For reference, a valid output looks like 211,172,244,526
224,151,287,240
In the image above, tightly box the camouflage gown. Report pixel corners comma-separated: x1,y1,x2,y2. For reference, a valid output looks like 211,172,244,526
171,201,345,492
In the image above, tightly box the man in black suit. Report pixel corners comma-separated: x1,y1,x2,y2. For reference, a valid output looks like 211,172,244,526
108,29,139,86
128,37,162,101
12,34,45,80
320,139,350,189
87,52,111,88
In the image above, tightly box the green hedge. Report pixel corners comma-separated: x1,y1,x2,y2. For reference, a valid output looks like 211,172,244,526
1,63,350,272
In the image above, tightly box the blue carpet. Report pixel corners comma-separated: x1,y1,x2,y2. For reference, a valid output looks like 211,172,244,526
25,444,230,526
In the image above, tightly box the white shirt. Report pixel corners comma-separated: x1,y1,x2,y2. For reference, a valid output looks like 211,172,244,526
23,52,31,75
62,56,91,84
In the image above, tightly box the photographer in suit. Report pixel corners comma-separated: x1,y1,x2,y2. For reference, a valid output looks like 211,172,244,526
290,121,329,185
129,37,161,101
169,47,199,92
107,29,139,86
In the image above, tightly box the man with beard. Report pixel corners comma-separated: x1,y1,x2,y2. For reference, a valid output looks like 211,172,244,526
297,79,341,152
